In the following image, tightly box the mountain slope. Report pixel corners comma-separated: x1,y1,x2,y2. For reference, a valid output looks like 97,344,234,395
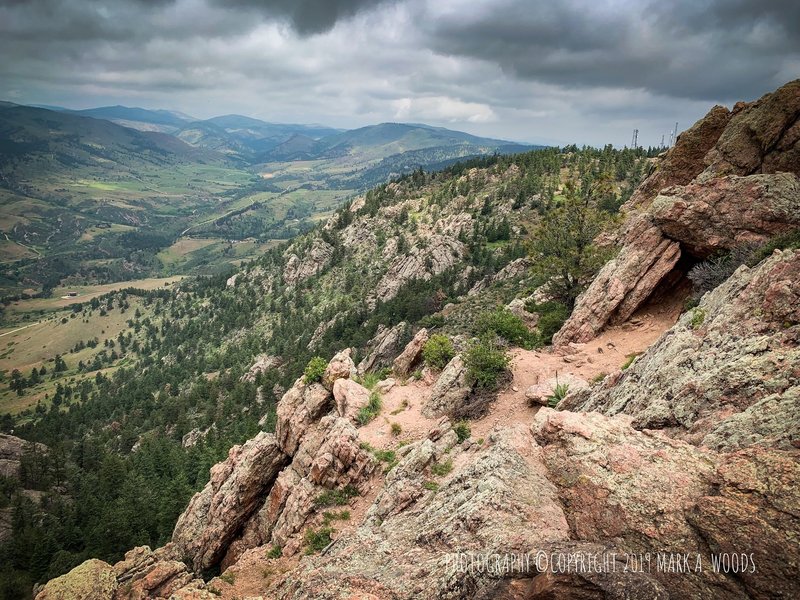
22,80,800,600
68,105,194,133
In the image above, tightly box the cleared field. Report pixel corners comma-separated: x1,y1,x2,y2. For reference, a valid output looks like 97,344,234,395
0,300,141,373
4,276,184,315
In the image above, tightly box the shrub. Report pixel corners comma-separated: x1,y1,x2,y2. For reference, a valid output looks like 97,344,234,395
690,307,706,329
431,459,453,477
304,356,327,383
423,480,440,491
314,484,359,507
267,545,282,559
475,308,533,347
304,527,333,554
527,301,570,345
390,422,402,436
464,336,509,390
422,334,455,370
373,449,396,464
547,383,569,408
356,391,382,425
453,420,471,443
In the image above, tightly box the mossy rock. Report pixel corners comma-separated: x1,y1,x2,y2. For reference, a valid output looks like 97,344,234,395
36,559,117,600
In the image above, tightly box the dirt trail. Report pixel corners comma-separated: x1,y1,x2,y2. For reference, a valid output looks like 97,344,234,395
361,294,683,449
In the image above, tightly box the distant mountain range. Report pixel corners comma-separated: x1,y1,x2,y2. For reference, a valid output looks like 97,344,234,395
3,102,532,165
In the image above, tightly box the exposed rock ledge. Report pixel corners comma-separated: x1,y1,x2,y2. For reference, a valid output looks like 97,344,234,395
555,79,800,345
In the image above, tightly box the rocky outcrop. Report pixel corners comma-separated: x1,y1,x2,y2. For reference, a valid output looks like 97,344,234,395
172,432,288,571
35,559,118,600
113,544,199,600
275,410,800,599
34,545,207,600
283,239,334,286
275,380,332,455
332,378,370,423
556,80,800,345
468,257,532,295
322,348,357,391
0,433,47,479
700,79,800,180
561,249,800,451
651,173,800,258
373,235,465,303
225,415,376,563
422,354,472,417
358,322,409,374
240,354,282,383
392,328,428,376
626,104,732,209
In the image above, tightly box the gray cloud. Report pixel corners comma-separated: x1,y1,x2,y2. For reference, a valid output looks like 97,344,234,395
215,0,395,34
0,0,797,146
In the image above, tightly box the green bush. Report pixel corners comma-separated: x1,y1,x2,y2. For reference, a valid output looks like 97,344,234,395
390,422,402,436
621,353,640,370
453,420,471,443
527,301,569,345
464,336,510,390
304,356,328,383
304,527,334,554
690,307,706,329
475,308,533,347
422,334,455,370
356,391,383,425
267,545,282,559
431,459,453,477
314,484,359,507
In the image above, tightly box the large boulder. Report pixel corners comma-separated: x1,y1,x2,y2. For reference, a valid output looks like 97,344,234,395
561,250,800,451
332,378,371,423
35,559,117,600
172,432,288,572
651,173,800,258
392,328,428,377
275,379,332,455
422,354,472,418
322,348,357,391
358,321,410,374
113,544,199,600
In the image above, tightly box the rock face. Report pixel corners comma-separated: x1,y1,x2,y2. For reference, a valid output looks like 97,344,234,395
322,348,357,391
422,354,472,417
373,235,465,303
275,380,332,455
332,378,370,423
172,432,288,571
275,410,800,599
561,249,800,451
283,239,334,286
358,322,409,374
392,328,428,376
35,559,118,600
556,79,800,345
0,433,47,479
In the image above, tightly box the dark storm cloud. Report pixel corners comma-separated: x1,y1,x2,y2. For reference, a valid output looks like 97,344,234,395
0,0,797,145
215,0,395,34
426,0,800,101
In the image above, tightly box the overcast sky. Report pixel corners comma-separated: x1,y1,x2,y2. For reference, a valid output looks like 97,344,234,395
1,0,797,146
